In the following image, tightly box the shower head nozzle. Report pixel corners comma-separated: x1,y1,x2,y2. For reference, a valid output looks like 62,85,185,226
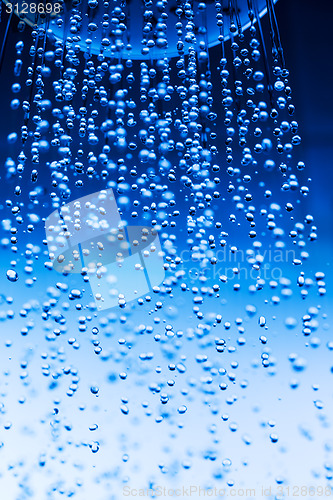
2,0,278,59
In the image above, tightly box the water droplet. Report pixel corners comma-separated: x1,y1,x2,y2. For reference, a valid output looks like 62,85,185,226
6,270,18,282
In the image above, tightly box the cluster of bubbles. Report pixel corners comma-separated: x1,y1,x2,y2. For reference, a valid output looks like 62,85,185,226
0,0,331,497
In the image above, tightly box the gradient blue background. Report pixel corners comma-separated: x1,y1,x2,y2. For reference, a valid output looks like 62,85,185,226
0,1,332,499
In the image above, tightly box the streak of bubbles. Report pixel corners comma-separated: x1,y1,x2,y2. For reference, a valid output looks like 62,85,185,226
0,0,331,498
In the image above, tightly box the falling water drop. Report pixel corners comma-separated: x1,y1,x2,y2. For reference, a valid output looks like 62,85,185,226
6,269,18,282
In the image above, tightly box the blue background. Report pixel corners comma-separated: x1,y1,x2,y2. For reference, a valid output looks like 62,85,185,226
0,1,332,499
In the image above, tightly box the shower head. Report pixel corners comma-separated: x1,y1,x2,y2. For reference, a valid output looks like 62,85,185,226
2,0,278,59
